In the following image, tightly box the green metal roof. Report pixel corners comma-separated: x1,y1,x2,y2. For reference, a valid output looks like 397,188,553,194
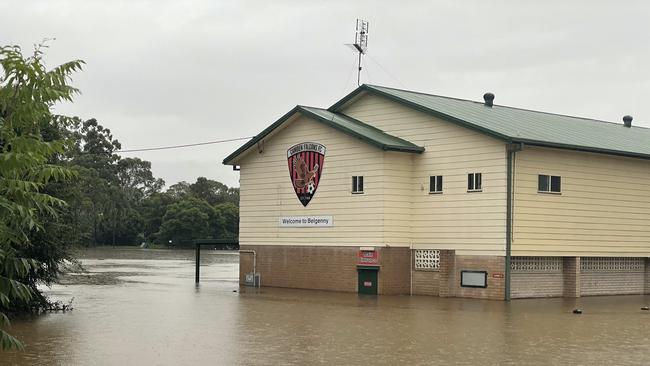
222,105,424,165
330,84,650,160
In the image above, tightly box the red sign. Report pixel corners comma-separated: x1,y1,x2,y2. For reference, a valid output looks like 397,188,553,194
357,250,379,265
492,273,504,279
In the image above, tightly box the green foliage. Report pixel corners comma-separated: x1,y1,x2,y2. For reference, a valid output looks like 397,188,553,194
154,179,239,247
158,197,214,245
190,177,234,205
0,44,82,350
140,192,174,243
0,42,241,351
47,117,240,248
213,202,239,239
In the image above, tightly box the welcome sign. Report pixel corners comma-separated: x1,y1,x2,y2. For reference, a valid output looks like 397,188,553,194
279,216,333,227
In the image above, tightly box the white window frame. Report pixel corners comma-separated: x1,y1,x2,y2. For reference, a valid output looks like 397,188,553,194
467,172,482,192
352,175,364,194
429,175,443,194
538,174,561,194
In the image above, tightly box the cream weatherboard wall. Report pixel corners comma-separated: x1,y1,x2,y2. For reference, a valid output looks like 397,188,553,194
512,146,650,257
342,93,508,256
235,113,414,247
382,151,413,247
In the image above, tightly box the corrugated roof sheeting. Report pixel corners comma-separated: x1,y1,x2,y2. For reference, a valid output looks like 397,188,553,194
365,85,650,158
223,105,423,164
300,106,424,153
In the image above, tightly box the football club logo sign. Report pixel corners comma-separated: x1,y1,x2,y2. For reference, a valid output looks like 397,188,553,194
287,142,326,207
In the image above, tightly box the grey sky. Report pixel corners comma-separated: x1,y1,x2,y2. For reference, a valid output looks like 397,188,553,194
3,0,649,188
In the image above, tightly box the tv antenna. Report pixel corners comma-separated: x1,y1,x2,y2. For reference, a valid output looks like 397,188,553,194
345,19,369,86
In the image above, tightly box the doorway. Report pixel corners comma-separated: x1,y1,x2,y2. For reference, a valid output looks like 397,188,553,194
357,266,379,295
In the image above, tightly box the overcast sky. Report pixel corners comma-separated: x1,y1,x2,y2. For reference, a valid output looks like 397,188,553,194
3,0,649,187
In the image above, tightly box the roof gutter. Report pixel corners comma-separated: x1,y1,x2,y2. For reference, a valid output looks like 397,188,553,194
505,142,523,301
515,139,650,161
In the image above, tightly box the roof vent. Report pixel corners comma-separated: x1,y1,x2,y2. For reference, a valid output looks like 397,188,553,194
483,93,495,107
623,115,633,128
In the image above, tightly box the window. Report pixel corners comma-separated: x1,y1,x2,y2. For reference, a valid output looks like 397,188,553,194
467,173,482,192
352,176,364,194
460,271,487,288
415,250,440,270
538,175,561,193
429,175,443,193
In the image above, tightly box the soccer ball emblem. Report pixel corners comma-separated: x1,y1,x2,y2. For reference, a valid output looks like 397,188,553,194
307,182,315,194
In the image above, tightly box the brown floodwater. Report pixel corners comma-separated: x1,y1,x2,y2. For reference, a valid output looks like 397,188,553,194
2,247,650,365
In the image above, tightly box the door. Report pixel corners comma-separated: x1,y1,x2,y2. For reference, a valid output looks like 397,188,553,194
357,267,378,295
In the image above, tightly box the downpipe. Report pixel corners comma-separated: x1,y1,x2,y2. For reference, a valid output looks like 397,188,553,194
505,142,523,301
239,249,259,287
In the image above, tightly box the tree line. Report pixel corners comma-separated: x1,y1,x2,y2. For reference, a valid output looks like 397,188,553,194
56,117,239,248
0,44,238,349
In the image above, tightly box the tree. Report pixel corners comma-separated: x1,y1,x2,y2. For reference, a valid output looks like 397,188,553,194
72,118,121,180
213,202,239,239
0,44,82,350
158,197,214,246
140,192,174,243
167,181,191,199
116,157,164,201
44,117,165,247
189,177,239,206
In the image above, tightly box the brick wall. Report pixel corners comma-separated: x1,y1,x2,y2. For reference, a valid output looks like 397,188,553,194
646,259,650,295
239,245,410,295
241,248,650,299
438,250,457,297
563,257,580,298
411,271,440,295
377,247,410,295
453,255,505,300
511,273,564,298
411,251,504,300
581,272,645,296
511,257,650,298
410,249,441,296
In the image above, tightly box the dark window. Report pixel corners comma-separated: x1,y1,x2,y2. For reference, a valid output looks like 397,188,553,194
538,175,549,191
538,174,561,193
550,176,561,193
468,173,482,192
429,175,443,193
352,176,364,194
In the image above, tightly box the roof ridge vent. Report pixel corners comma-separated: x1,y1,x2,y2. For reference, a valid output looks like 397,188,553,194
483,92,495,107
623,115,633,128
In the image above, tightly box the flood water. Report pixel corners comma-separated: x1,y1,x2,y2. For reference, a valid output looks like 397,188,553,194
2,247,650,365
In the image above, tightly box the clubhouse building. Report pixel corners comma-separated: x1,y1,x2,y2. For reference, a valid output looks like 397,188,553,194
224,84,650,300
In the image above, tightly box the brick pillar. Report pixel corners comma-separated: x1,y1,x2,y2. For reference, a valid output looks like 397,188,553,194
438,250,456,297
238,246,254,286
644,258,650,295
563,257,581,298
378,247,411,295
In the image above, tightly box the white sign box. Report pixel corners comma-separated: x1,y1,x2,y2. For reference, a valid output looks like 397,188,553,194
279,216,333,227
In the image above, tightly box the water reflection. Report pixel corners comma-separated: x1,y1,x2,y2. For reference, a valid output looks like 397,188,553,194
3,247,650,365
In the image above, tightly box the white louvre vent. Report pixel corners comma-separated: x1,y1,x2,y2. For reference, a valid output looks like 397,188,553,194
415,250,440,270
581,257,645,272
511,257,562,272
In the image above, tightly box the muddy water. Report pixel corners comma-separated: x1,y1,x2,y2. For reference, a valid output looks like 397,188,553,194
2,247,650,366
